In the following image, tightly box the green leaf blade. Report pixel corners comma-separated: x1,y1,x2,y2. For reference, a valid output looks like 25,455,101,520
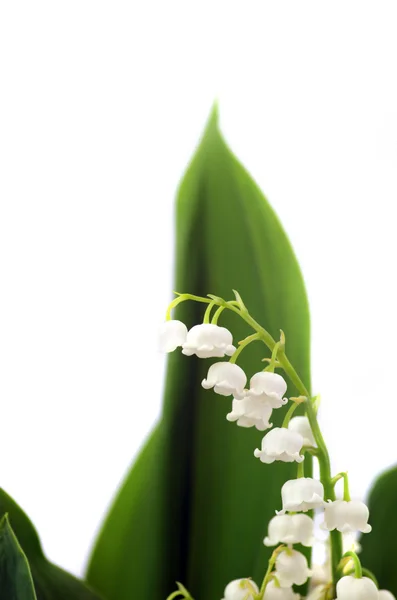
87,107,311,600
0,514,37,600
0,489,102,600
360,466,397,596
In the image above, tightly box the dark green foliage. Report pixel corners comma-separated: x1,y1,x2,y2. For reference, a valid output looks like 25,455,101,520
0,489,102,600
87,107,311,600
360,466,397,595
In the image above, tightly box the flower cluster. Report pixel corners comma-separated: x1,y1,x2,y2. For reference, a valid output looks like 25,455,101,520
162,295,395,600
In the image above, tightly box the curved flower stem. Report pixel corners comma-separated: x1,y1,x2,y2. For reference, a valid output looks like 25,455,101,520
341,551,362,578
256,545,285,600
173,292,344,585
165,293,212,320
229,333,261,364
203,300,216,324
165,583,194,600
265,341,280,372
344,567,378,587
211,305,226,324
281,397,305,428
296,455,305,478
331,472,351,501
211,300,241,324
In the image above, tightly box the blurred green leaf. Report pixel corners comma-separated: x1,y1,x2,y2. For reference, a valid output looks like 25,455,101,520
360,466,397,595
0,489,102,600
0,514,37,599
87,106,311,600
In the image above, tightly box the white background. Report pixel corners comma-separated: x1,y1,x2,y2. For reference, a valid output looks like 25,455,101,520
1,0,397,577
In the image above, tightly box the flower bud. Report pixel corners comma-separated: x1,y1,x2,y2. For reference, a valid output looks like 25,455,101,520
263,580,299,599
322,500,371,534
288,416,316,447
246,372,288,408
379,591,397,600
222,578,258,600
275,549,311,587
202,362,247,397
182,323,236,358
278,477,325,514
159,320,187,352
264,513,314,547
227,397,273,431
254,428,304,464
335,575,378,600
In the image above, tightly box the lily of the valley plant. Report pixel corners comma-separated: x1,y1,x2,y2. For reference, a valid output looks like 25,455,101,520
160,291,394,600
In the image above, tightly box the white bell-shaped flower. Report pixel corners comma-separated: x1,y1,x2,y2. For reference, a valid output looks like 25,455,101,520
287,416,316,447
322,500,372,534
275,549,311,587
336,576,378,600
159,320,188,352
246,372,288,408
202,362,247,398
264,514,314,547
222,578,259,600
254,428,304,464
227,397,273,431
182,323,236,358
278,477,325,514
379,591,397,600
263,580,299,599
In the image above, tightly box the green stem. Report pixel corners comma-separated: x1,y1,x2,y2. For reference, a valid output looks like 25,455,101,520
297,454,305,478
229,333,261,364
172,292,344,584
211,305,225,324
331,472,351,501
165,293,212,320
281,401,300,428
342,551,362,578
265,341,280,372
257,545,285,600
361,568,378,587
203,301,216,324
305,399,343,584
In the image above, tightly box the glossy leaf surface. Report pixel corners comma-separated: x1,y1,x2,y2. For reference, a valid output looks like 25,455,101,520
0,514,37,600
360,466,397,595
0,489,102,600
87,107,311,600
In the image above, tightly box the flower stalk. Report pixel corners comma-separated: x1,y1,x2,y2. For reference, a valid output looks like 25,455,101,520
160,291,386,600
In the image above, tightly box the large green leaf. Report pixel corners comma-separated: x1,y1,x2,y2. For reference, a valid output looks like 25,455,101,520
360,466,397,595
0,489,102,600
87,106,311,600
0,514,37,599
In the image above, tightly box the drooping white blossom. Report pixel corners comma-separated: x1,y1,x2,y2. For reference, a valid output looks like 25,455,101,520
245,372,288,408
278,477,325,514
275,549,312,587
263,580,299,599
287,416,316,447
226,397,273,431
322,500,372,534
264,513,314,547
254,428,304,464
182,323,236,358
335,575,378,600
202,362,247,397
159,320,188,352
222,578,259,600
378,591,397,600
